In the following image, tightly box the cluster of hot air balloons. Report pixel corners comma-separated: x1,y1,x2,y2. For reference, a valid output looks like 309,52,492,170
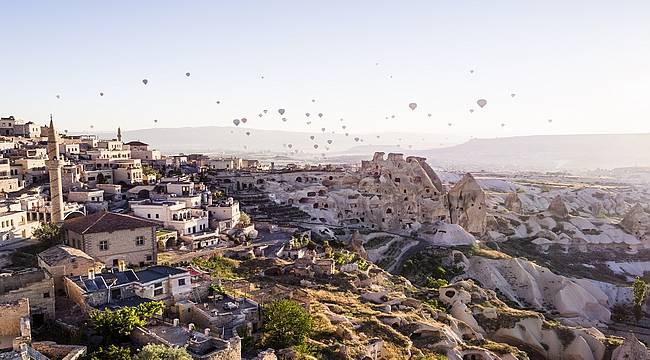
48,63,557,156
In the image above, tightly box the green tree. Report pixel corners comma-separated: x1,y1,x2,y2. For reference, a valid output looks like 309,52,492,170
33,223,63,246
262,299,313,349
135,344,192,360
239,211,251,226
633,276,648,320
142,165,162,180
86,345,131,360
89,301,164,343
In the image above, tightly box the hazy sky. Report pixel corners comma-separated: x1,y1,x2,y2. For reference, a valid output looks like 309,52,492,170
1,1,649,138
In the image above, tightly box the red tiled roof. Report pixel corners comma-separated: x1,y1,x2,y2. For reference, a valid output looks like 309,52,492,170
64,211,158,234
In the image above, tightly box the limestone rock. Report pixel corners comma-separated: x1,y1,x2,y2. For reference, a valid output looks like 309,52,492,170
612,332,650,360
504,192,523,213
548,195,569,219
448,173,487,235
347,230,369,260
621,203,650,239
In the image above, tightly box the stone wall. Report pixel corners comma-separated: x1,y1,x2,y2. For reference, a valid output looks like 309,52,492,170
0,270,55,320
0,298,30,340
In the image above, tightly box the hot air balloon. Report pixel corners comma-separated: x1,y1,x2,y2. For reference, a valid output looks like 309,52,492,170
548,119,553,123
154,119,158,123
263,109,268,114
306,121,312,125
469,109,474,113
447,123,452,126
376,135,380,139
233,119,240,126
90,125,94,129
342,125,346,129
391,115,395,119
409,103,417,111
313,144,319,149
282,118,287,122
288,144,293,148
258,114,263,117
241,118,247,123
56,95,61,99
470,69,475,74
477,99,487,108
99,92,104,97
278,109,285,115
511,93,516,98
321,128,325,132
216,101,221,104
345,133,349,136
327,140,332,144
185,72,191,77
311,99,316,103
501,123,505,127
142,79,148,85
246,131,251,136
354,137,359,142
427,113,432,117
310,136,315,140
318,113,323,118
305,113,310,117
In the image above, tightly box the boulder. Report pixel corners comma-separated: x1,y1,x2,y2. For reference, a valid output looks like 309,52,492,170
504,192,523,213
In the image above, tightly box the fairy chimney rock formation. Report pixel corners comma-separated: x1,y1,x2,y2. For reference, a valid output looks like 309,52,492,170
447,173,487,235
348,230,369,260
504,192,523,213
621,203,650,239
548,195,569,219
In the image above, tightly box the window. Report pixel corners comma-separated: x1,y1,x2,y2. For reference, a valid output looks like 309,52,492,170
178,278,186,286
136,236,145,246
146,255,153,261
43,292,50,298
154,288,163,296
147,214,151,218
155,214,159,219
154,282,163,288
99,240,109,251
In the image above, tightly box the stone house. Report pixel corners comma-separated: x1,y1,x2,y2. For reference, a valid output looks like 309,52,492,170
64,266,192,311
37,245,104,295
131,319,241,360
0,269,55,326
64,211,158,267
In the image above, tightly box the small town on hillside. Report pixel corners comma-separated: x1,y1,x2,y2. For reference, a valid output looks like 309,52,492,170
0,115,649,360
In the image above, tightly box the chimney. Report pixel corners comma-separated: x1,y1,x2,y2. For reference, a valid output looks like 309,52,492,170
204,328,210,336
188,323,195,331
118,260,126,272
88,268,95,280
173,318,179,326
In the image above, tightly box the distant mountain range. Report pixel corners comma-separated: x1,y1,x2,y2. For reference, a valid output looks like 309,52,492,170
99,127,650,171
99,126,463,155
417,134,650,171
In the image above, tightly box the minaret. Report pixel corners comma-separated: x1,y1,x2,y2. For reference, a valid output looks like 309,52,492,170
117,126,122,142
46,115,64,224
